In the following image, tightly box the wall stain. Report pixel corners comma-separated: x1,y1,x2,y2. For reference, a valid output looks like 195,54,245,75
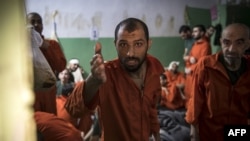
91,11,102,30
71,14,86,30
155,14,163,29
167,16,175,33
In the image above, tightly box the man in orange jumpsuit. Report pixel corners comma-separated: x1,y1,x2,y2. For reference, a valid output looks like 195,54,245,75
159,73,169,107
56,83,94,140
179,25,195,58
28,12,82,141
27,12,66,114
56,69,94,137
184,24,211,108
161,61,186,110
65,18,164,141
205,25,215,42
159,72,190,141
185,23,250,141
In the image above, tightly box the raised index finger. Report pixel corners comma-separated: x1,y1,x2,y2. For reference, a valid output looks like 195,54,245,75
94,42,102,55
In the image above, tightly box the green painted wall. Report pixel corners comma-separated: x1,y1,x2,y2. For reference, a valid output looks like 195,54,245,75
210,5,227,54
58,6,220,78
210,5,250,54
186,6,223,54
59,37,185,77
186,6,211,27
55,5,250,79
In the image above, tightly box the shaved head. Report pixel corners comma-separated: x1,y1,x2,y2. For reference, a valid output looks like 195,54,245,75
222,23,250,39
220,23,250,70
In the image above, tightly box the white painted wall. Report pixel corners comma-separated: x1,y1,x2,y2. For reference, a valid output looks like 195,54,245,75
25,0,219,38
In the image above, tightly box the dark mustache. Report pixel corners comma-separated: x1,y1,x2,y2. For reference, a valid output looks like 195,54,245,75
124,57,139,61
225,52,238,56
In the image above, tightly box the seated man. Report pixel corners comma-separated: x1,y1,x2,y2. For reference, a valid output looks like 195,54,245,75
68,58,85,83
56,68,74,97
158,72,190,141
161,61,186,110
56,68,94,137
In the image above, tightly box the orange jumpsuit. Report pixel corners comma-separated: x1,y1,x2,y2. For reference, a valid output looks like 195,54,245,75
185,52,250,141
40,39,66,74
34,38,68,140
184,37,211,108
164,70,185,85
34,38,66,115
161,70,186,110
34,111,82,141
66,55,164,141
56,95,78,127
56,82,93,135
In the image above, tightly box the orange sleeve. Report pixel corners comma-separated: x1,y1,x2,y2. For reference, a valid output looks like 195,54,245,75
34,112,82,141
64,82,92,118
40,39,66,73
56,96,78,127
190,41,211,71
199,42,211,57
185,60,206,125
192,40,211,59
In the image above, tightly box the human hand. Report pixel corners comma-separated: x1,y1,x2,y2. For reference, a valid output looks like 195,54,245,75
190,56,196,64
90,42,107,83
185,67,191,74
183,55,189,61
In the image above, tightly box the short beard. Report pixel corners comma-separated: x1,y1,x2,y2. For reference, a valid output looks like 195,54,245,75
224,57,241,71
121,56,146,72
194,36,202,41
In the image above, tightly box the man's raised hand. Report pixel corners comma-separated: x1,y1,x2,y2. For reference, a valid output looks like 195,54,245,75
90,42,107,83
